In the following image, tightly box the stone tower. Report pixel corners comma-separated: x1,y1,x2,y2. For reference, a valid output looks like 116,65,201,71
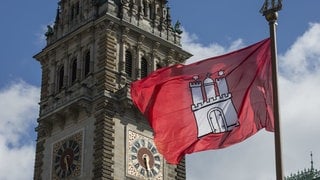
33,0,191,179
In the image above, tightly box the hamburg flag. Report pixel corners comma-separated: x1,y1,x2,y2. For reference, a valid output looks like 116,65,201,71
130,38,274,164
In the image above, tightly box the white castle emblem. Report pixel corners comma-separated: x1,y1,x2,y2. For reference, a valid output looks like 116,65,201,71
189,70,239,138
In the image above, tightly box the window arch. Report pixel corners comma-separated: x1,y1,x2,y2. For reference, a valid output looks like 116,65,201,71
70,1,80,20
71,58,77,83
149,3,154,20
143,0,148,17
75,2,80,15
125,50,133,77
141,57,148,78
84,51,90,77
156,63,162,70
58,66,64,90
71,5,75,20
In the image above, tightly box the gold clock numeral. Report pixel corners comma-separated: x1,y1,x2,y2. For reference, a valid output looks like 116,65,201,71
131,146,138,153
154,155,160,162
74,153,80,161
63,142,67,150
151,146,157,154
140,139,145,147
58,169,65,178
57,148,63,156
151,167,159,176
134,162,140,169
140,168,146,176
131,154,137,160
154,162,161,170
54,155,60,164
134,141,141,149
70,163,77,171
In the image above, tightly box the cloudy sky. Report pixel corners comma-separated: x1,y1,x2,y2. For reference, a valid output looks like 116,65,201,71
0,1,319,180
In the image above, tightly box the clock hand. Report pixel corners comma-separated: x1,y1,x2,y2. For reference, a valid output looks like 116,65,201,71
64,155,70,172
142,154,151,171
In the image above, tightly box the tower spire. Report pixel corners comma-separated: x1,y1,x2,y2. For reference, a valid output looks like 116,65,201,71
311,151,314,171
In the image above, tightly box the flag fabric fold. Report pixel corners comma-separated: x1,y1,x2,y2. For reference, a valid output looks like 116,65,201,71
130,38,274,164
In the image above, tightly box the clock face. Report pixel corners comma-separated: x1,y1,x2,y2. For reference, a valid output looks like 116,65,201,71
52,131,82,179
127,130,163,179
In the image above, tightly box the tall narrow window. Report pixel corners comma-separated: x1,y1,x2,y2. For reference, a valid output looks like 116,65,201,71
149,4,154,20
58,66,64,90
71,5,75,20
75,2,80,15
71,59,77,83
156,63,162,70
84,51,90,77
141,57,148,78
143,1,148,17
125,50,133,77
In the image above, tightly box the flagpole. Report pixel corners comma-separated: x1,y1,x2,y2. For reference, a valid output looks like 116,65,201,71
260,0,283,179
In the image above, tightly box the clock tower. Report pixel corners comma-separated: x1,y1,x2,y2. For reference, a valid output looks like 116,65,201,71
33,0,191,179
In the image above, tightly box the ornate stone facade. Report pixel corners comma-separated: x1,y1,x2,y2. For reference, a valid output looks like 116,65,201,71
34,0,191,179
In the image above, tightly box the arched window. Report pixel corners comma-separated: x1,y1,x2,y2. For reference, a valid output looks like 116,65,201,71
71,5,75,20
71,59,77,83
143,0,148,17
84,51,90,77
125,50,133,77
141,57,148,78
149,3,154,20
75,2,80,15
156,63,162,70
58,66,64,90
71,1,80,20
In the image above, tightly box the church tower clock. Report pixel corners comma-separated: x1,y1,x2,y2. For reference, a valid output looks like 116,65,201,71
33,0,191,179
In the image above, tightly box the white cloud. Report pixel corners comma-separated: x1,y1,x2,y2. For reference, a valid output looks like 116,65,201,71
183,22,320,179
279,22,320,176
34,25,48,49
279,23,320,80
181,29,244,64
0,80,40,180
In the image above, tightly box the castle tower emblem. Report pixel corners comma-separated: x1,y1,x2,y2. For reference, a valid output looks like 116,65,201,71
189,70,239,138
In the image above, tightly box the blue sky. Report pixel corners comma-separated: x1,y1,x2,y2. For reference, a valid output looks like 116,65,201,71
0,1,319,179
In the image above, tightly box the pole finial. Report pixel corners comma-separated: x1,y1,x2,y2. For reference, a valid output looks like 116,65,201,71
260,0,282,19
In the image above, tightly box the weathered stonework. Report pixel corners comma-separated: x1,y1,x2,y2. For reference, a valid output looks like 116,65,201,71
93,110,115,179
34,1,192,179
33,139,45,180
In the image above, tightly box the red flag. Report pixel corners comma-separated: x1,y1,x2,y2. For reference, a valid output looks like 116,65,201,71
130,38,274,164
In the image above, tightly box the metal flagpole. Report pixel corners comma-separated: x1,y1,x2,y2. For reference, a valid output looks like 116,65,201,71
260,0,283,179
